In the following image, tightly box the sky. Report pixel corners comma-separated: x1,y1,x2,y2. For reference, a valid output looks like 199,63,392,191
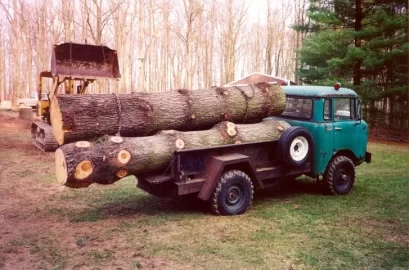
247,0,281,23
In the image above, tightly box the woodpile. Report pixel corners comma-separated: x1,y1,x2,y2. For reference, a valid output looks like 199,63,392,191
55,120,291,188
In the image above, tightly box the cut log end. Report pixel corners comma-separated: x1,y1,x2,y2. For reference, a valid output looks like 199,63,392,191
116,169,128,178
75,160,93,180
50,96,64,145
227,128,237,137
175,139,185,149
227,122,235,129
117,150,131,164
226,123,237,137
75,141,91,148
110,136,124,143
55,148,68,185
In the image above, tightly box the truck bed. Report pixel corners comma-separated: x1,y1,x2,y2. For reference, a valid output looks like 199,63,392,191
137,140,311,198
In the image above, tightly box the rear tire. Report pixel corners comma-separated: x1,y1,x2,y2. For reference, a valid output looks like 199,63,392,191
210,170,253,215
324,156,355,195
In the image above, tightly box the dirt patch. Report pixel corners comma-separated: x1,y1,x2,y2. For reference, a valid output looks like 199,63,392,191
0,111,189,269
342,217,409,246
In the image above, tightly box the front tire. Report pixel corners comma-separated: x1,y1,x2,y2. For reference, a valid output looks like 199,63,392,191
210,170,254,215
324,156,355,195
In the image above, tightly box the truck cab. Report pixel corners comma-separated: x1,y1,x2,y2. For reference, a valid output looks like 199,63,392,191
277,85,370,176
136,85,371,216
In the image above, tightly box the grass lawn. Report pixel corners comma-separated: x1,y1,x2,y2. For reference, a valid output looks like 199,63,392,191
47,141,409,269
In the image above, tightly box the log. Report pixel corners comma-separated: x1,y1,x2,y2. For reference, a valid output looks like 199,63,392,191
50,83,286,145
55,119,291,188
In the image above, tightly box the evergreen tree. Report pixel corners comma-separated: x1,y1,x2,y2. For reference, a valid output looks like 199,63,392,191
297,0,408,102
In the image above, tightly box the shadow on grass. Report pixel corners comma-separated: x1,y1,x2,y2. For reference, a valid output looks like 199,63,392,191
68,179,325,222
255,178,325,201
102,194,209,216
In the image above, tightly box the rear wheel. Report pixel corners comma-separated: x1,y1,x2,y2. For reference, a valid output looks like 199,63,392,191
324,156,355,195
210,170,253,215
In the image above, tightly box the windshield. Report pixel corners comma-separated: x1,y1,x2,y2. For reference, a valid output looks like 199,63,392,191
281,97,313,119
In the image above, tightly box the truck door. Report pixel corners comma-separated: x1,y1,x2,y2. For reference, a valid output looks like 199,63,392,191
333,98,359,152
319,98,335,173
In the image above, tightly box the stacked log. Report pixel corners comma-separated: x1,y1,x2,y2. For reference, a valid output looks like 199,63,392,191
55,119,291,188
50,83,286,145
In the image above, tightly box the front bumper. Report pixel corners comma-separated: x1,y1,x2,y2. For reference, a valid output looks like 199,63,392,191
365,152,372,163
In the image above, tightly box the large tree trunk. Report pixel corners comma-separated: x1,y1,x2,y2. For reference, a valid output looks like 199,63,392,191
55,119,290,188
50,83,286,145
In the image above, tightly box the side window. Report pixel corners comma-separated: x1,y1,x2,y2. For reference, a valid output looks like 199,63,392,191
282,97,313,119
334,98,356,120
323,99,332,120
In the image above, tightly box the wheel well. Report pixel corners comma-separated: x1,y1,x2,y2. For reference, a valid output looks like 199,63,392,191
333,150,358,164
223,163,259,189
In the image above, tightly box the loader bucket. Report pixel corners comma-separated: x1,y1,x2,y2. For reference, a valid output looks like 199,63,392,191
51,42,121,79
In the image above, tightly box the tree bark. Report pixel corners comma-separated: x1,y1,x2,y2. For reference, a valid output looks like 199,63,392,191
50,83,286,145
55,119,291,188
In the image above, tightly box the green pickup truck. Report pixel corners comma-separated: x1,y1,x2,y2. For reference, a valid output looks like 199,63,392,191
136,84,372,215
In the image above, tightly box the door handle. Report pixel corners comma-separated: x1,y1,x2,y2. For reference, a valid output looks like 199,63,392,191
335,127,342,131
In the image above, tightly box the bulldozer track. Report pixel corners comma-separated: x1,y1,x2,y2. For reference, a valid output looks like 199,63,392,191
31,121,59,152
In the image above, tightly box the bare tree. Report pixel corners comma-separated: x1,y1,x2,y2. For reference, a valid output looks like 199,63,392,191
0,0,304,103
61,0,75,41
219,0,247,85
0,22,5,104
293,0,308,84
6,0,21,109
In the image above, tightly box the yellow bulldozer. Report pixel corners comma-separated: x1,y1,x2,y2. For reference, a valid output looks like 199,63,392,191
32,42,121,151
